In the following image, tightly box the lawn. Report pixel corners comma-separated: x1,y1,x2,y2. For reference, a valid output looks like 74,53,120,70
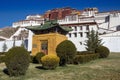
0,53,120,80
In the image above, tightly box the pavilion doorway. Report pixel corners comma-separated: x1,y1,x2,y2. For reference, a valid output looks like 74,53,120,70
41,40,48,54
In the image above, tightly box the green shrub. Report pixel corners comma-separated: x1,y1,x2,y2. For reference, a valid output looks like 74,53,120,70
0,55,5,63
0,52,7,55
35,52,45,63
5,47,30,76
41,54,60,69
74,53,99,64
77,51,94,55
56,40,76,66
90,54,99,60
95,46,110,58
73,55,81,64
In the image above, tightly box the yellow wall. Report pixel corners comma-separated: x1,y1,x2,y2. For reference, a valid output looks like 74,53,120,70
32,33,67,56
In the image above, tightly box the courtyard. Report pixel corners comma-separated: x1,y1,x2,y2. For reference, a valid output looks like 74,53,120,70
0,53,120,80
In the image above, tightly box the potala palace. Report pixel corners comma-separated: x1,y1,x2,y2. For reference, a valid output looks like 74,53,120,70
0,7,120,52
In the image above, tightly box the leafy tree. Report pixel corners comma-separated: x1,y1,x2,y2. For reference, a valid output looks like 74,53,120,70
2,42,7,52
84,29,103,53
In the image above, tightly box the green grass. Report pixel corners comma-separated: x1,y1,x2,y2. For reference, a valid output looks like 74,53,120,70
0,53,120,80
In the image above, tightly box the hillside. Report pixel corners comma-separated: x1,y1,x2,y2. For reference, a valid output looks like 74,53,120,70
0,27,18,38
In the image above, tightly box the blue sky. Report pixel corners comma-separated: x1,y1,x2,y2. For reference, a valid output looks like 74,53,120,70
0,0,120,28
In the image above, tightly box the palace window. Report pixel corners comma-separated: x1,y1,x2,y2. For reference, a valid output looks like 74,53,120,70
105,16,109,22
74,33,77,37
86,25,89,30
116,25,120,31
80,42,82,45
80,26,82,30
85,32,89,37
79,32,83,37
69,33,71,37
74,26,77,31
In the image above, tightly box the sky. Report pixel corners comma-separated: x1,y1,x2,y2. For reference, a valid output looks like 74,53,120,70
0,0,120,28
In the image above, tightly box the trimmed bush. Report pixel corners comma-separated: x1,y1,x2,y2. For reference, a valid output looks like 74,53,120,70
95,46,110,58
73,55,81,64
35,52,45,63
74,53,99,64
5,47,30,76
41,54,60,69
77,51,94,55
56,40,76,66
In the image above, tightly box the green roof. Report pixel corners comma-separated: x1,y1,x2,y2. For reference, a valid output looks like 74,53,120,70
26,20,72,32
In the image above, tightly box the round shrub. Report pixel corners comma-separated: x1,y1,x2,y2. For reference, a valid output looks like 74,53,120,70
95,46,110,58
41,54,60,69
56,40,76,66
35,52,45,63
5,47,30,76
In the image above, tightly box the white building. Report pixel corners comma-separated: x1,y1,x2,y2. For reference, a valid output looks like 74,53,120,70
0,8,120,52
12,14,44,28
100,31,120,52
58,14,98,51
58,8,120,52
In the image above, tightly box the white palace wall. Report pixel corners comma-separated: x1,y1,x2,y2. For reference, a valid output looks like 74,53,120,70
101,36,120,52
0,40,23,52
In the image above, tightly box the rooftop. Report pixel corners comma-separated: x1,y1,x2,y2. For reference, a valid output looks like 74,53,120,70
26,20,72,32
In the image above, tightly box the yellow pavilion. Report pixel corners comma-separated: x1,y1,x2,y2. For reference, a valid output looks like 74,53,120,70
27,21,72,55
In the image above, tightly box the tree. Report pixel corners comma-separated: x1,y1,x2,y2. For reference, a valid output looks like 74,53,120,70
2,42,7,52
84,29,103,53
